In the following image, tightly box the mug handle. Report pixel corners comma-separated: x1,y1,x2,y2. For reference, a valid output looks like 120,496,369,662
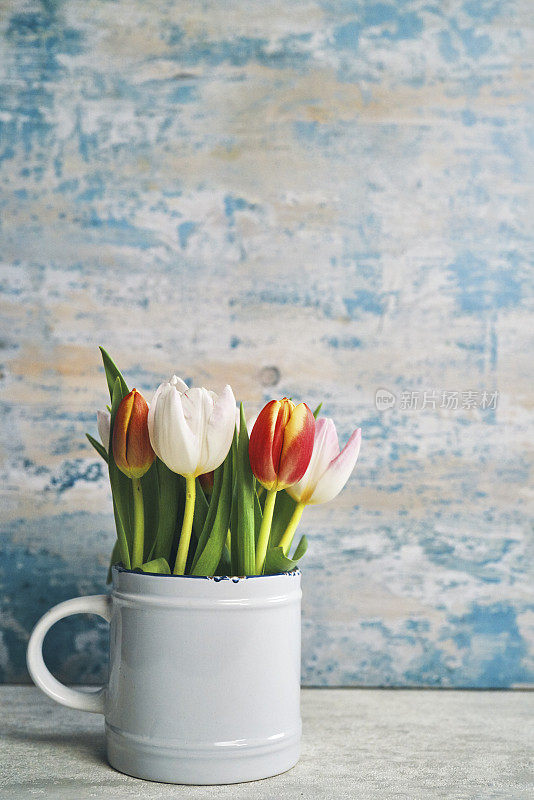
27,594,111,714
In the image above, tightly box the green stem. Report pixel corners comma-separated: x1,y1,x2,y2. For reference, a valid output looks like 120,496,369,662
131,477,144,569
174,475,196,575
255,488,277,573
113,498,131,570
279,502,305,556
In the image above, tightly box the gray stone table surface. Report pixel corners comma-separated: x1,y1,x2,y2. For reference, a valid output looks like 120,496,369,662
0,687,532,800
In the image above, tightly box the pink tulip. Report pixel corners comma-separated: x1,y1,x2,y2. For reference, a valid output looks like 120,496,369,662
278,419,361,557
287,418,361,505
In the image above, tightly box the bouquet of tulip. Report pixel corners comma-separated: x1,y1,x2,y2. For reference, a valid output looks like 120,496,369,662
87,349,362,578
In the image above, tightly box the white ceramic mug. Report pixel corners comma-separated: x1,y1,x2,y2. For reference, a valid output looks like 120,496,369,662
27,566,302,784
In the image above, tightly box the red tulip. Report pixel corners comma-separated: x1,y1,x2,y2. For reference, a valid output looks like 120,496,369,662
112,389,155,479
249,398,315,491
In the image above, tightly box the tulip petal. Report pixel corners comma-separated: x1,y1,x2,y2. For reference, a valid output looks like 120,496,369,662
112,390,154,479
170,374,189,392
287,417,339,503
248,400,283,490
147,380,173,458
112,390,135,474
125,391,153,474
200,384,236,474
307,428,361,505
165,386,201,475
148,382,200,476
147,382,164,452
148,380,235,478
181,387,214,439
97,409,111,453
182,387,218,473
277,402,315,488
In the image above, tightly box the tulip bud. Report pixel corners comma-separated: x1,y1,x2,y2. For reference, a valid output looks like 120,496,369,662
198,470,214,495
112,389,155,479
249,398,315,491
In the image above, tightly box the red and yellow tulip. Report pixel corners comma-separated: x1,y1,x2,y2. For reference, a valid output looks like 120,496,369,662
248,398,315,491
249,398,315,573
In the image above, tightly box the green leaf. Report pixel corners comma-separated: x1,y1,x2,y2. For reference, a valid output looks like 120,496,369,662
263,547,298,575
269,489,298,548
236,403,255,575
106,539,121,584
192,479,209,537
98,349,132,572
264,536,307,575
99,346,129,401
111,496,129,568
191,449,233,576
141,460,159,561
313,402,323,419
149,460,184,563
229,429,239,575
141,557,171,575
86,433,108,463
108,377,133,569
192,463,224,570
253,484,264,548
292,534,308,561
216,545,232,576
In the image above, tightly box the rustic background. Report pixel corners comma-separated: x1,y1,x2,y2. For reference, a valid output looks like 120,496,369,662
1,0,532,686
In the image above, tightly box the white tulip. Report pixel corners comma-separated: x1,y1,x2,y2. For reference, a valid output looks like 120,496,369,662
148,376,236,478
148,376,236,575
97,409,111,453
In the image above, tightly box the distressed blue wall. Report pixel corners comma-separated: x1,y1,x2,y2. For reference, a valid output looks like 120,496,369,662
0,0,532,687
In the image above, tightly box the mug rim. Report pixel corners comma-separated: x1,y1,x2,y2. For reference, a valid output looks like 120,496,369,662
112,564,301,581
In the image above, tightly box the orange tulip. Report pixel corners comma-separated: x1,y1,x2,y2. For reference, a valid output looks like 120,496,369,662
112,389,155,479
249,398,315,491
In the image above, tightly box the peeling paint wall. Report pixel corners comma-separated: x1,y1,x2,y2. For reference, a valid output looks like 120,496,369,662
1,0,532,686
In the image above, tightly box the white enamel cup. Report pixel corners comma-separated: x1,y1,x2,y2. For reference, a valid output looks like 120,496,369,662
27,566,302,784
